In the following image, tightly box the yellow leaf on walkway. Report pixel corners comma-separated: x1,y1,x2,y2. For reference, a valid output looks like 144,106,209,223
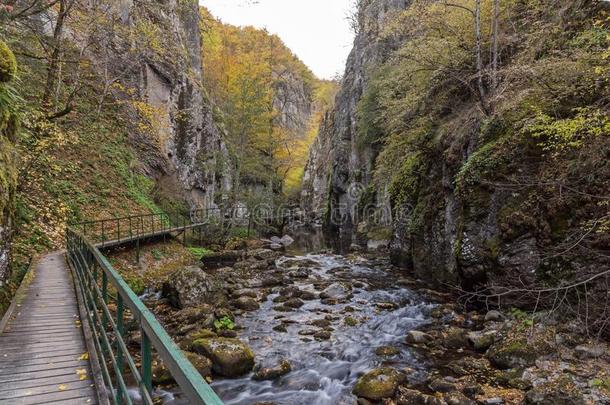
58,384,67,391
78,352,89,360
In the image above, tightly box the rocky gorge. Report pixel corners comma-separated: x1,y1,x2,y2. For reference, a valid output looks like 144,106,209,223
0,0,608,403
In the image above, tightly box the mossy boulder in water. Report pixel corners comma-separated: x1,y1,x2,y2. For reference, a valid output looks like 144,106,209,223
0,41,16,83
352,367,406,400
192,337,254,377
252,359,292,381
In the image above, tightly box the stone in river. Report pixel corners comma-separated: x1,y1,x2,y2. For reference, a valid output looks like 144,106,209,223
314,330,331,340
406,330,433,344
352,367,406,401
283,298,305,308
192,337,254,377
232,296,260,311
375,346,399,356
252,359,292,381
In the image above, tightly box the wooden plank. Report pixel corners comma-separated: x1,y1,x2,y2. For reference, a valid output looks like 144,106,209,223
0,372,90,391
0,366,91,384
3,325,82,334
0,334,83,346
0,386,96,404
0,354,86,369
1,328,81,336
0,347,85,361
0,326,80,335
0,340,86,352
0,379,94,400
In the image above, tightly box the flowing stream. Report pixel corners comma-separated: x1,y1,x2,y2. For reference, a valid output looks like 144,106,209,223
210,252,435,404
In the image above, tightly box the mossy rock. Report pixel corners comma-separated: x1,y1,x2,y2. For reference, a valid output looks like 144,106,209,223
344,316,359,327
0,41,16,83
352,367,406,401
487,328,555,369
152,351,212,384
252,359,292,381
375,346,400,356
192,337,254,377
183,351,212,378
524,375,585,404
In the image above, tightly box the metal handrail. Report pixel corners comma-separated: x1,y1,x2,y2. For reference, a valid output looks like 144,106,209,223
66,227,223,405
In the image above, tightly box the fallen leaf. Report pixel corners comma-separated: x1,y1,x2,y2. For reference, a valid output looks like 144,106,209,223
58,384,67,391
78,353,89,360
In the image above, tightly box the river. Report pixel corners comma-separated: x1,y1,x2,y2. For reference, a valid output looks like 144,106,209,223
209,250,435,404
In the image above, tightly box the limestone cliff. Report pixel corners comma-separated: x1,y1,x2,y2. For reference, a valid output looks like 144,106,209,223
301,0,408,229
302,0,610,289
300,110,334,220
89,0,228,210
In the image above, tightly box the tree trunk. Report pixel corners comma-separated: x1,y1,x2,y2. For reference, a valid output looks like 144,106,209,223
491,0,500,90
42,0,68,109
475,0,486,105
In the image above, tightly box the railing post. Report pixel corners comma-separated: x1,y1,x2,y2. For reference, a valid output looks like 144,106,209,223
247,211,252,237
136,238,140,263
141,330,152,394
116,294,125,405
101,272,108,324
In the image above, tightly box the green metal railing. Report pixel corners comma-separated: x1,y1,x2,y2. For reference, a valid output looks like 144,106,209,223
66,224,223,404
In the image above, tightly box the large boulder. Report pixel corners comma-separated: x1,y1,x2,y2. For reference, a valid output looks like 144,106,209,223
152,351,212,384
467,330,497,351
524,376,585,405
162,266,225,309
352,367,406,401
486,328,555,369
192,337,255,377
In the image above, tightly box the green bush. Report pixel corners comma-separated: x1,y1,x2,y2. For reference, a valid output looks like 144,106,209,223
0,40,16,83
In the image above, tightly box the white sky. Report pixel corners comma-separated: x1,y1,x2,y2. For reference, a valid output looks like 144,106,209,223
200,0,355,80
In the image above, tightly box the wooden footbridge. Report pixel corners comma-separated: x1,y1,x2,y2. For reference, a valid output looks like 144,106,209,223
0,212,224,405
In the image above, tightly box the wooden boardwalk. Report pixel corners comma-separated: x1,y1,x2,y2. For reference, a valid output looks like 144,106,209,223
0,252,99,404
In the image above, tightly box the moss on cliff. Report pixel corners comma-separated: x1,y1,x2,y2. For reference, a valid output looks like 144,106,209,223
348,0,610,297
0,40,16,83
0,40,19,311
